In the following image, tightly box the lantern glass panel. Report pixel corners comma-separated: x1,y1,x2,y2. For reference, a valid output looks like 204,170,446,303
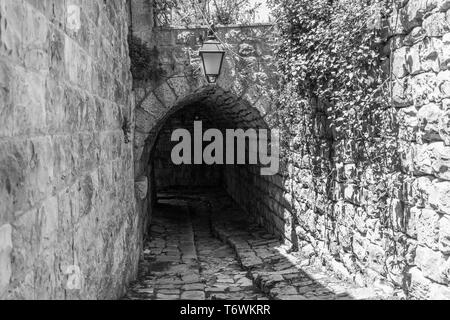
202,52,224,76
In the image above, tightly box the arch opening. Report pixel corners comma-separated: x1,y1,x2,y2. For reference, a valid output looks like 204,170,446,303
142,86,275,224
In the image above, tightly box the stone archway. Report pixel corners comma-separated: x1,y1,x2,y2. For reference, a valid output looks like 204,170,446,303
133,77,273,227
130,24,279,236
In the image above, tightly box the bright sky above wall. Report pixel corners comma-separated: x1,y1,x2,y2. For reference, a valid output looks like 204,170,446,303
251,0,273,23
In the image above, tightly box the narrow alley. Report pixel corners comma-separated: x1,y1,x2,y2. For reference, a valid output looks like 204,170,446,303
124,190,388,300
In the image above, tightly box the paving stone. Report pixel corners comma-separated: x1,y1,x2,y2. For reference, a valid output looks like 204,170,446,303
158,289,181,295
181,291,205,300
156,294,179,300
182,283,205,291
125,191,393,301
236,277,254,289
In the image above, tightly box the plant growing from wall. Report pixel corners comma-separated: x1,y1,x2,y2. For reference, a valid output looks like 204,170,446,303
128,33,166,84
154,0,263,26
267,0,405,286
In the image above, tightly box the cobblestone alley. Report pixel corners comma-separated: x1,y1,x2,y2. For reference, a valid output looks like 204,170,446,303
124,190,390,300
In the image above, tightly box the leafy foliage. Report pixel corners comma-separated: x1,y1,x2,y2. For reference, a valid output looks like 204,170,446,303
211,0,263,25
155,0,263,26
269,0,397,168
128,33,166,84
267,0,401,231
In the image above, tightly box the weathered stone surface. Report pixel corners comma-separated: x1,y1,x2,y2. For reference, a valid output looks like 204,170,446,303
439,215,450,254
416,208,441,249
167,77,192,98
154,82,178,108
422,11,450,37
135,108,158,134
439,106,450,145
0,0,138,300
415,142,450,180
415,245,448,284
124,197,269,301
417,103,443,141
429,282,450,299
1,0,449,302
0,224,13,298
409,266,430,299
135,176,149,200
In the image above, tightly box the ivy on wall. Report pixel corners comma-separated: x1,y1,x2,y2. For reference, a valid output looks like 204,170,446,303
128,33,166,84
269,0,396,156
267,0,405,270
268,0,400,179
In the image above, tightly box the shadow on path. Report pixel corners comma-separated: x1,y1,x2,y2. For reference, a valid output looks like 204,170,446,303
125,188,387,300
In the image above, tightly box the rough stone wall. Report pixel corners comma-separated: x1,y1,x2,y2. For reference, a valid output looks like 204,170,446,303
224,166,289,238
228,0,450,299
0,0,139,299
391,0,450,299
132,24,278,227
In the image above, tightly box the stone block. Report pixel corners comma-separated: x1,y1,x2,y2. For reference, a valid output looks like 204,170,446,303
167,76,191,98
135,176,148,200
405,45,422,76
9,208,39,299
0,224,12,298
404,27,427,46
0,0,24,62
406,207,419,238
23,3,50,72
416,208,441,250
38,197,58,253
437,70,450,99
439,215,450,254
400,0,428,32
154,82,178,109
429,180,450,214
13,68,46,135
422,11,450,37
432,0,450,11
0,59,13,137
429,282,450,299
135,107,157,134
418,103,444,142
408,266,432,299
414,142,450,180
439,108,450,145
415,245,448,284
392,77,411,107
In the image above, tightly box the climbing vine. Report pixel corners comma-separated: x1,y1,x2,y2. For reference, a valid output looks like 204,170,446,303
153,0,264,27
128,33,166,84
269,0,395,159
267,0,404,273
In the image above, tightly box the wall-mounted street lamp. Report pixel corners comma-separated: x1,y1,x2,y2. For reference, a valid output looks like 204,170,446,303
199,30,225,84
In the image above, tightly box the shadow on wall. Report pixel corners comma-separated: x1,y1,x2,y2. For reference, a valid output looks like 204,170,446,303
152,105,225,190
135,85,270,224
146,88,290,231
141,189,380,300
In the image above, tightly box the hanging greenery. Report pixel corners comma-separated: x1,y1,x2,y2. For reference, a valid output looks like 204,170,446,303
267,0,404,242
153,0,264,27
268,0,398,171
128,33,166,84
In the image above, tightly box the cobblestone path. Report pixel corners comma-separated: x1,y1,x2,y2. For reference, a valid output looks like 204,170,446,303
124,195,268,300
124,190,392,300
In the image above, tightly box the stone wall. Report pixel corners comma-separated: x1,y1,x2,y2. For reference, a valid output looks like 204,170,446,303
0,0,139,299
390,0,450,299
131,23,278,227
225,0,450,299
224,166,289,238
